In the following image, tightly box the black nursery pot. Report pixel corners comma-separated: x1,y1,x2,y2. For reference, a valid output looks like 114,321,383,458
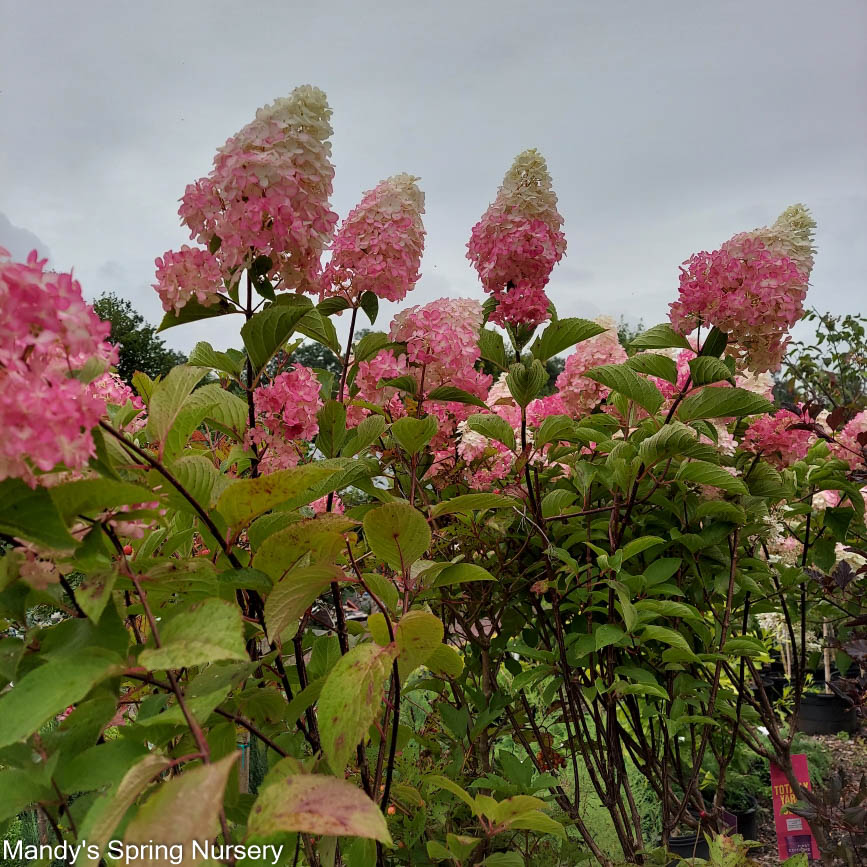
724,795,759,841
666,833,710,861
797,689,857,735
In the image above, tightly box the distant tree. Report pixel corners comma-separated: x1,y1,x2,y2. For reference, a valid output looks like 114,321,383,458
617,316,644,354
286,341,342,377
778,309,867,419
93,293,186,384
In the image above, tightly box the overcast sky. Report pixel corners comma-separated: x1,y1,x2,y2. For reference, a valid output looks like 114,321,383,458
1,0,865,353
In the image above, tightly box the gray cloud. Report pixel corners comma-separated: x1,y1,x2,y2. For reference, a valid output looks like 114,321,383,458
0,213,51,261
1,0,864,351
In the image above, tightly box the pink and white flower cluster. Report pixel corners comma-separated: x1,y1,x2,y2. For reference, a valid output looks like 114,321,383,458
154,246,223,315
157,86,338,310
322,174,425,303
555,318,628,416
669,206,815,372
742,409,814,468
835,410,867,470
0,249,116,484
467,150,566,328
248,365,323,472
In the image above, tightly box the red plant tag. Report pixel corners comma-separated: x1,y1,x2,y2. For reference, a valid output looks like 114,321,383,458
770,755,820,860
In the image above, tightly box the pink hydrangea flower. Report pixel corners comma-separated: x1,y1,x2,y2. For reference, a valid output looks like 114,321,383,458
669,206,815,372
153,246,223,314
248,365,323,472
0,249,117,485
467,150,566,327
555,318,628,417
165,86,338,309
311,494,344,514
322,174,425,303
741,409,814,468
834,410,867,469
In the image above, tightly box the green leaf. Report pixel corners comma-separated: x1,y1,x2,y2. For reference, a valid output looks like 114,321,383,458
354,331,392,363
506,361,548,407
241,295,314,371
595,624,626,651
363,503,431,571
78,753,173,866
534,415,579,449
425,775,479,814
426,385,488,409
319,643,397,772
146,365,209,446
678,387,774,421
49,478,157,521
139,599,247,670
625,353,678,384
317,400,347,458
640,625,693,654
380,374,419,395
466,414,517,451
620,536,666,561
248,773,392,843
637,421,720,466
295,307,341,354
394,610,445,682
265,564,348,639
425,644,464,678
531,318,604,361
157,296,236,332
485,854,525,867
427,840,454,861
391,415,439,455
254,514,357,578
431,563,496,588
75,570,118,624
583,364,663,414
341,414,387,457
0,479,78,549
0,649,122,749
430,493,519,519
479,328,509,371
676,461,748,494
359,291,379,324
318,296,351,317
187,341,244,377
506,810,566,839
688,357,734,386
183,382,249,441
123,754,237,863
722,637,767,658
217,464,339,528
698,326,728,358
628,323,691,352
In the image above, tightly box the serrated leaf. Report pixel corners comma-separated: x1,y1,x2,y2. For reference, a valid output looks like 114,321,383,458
341,414,387,457
637,421,720,466
688,356,733,386
626,353,678,384
0,479,79,549
138,599,247,670
319,642,397,772
640,625,693,653
678,387,774,421
388,609,445,682
506,361,548,407
425,644,464,678
359,291,379,324
466,413,517,451
531,318,604,362
248,773,391,843
676,461,748,494
427,385,488,408
534,415,578,449
391,415,438,455
479,328,509,370
430,493,519,519
123,754,237,866
295,307,341,354
431,563,496,588
265,564,348,639
0,648,122,748
146,365,209,445
363,502,431,571
217,464,339,528
629,323,691,351
317,400,347,458
75,570,118,624
380,374,419,395
157,296,236,332
187,341,244,377
254,515,357,579
583,364,663,414
78,753,173,865
50,478,158,521
242,296,314,371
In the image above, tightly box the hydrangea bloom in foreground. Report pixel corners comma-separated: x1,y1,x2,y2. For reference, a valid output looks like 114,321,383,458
669,205,815,372
0,248,115,484
555,317,628,417
158,86,338,309
835,410,867,469
322,174,425,303
742,409,814,468
248,365,323,472
467,149,566,327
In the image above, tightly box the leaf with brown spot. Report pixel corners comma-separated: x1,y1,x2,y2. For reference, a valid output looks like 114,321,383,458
248,773,391,843
318,642,397,773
